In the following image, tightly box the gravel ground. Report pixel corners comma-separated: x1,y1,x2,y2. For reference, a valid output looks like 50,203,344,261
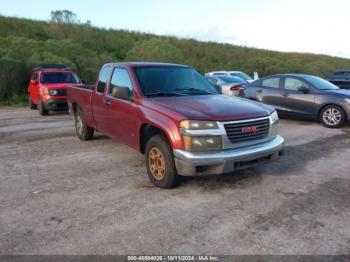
0,107,350,255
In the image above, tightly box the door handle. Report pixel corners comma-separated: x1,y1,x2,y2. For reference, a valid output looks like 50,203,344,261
103,99,111,106
257,89,263,93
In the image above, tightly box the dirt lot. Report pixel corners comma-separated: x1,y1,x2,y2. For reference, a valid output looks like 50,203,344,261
0,107,350,255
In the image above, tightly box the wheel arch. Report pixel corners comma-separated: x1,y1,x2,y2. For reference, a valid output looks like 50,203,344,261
139,123,171,154
72,102,79,114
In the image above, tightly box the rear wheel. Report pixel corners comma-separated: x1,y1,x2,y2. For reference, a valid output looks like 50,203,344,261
320,105,346,128
145,135,181,188
38,99,49,115
75,107,94,140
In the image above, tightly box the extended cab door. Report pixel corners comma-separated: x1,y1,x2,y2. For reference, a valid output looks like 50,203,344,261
280,77,316,118
102,67,139,148
91,65,112,133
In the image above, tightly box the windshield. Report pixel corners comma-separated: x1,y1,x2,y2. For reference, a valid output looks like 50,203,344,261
218,75,246,84
304,76,339,90
135,66,219,97
230,72,252,81
41,72,80,84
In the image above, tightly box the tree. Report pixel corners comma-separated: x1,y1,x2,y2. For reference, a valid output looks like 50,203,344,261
50,10,79,24
2,14,350,103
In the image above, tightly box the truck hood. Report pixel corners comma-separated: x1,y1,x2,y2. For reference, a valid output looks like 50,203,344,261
145,95,274,121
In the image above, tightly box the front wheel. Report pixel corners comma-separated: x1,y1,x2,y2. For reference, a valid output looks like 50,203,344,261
38,99,49,115
320,105,346,128
145,135,181,189
75,107,94,140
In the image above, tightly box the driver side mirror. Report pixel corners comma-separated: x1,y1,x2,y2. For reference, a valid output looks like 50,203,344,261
30,79,38,85
298,86,310,94
111,86,133,101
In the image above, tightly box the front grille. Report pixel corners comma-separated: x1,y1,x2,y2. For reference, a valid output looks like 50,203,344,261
56,89,67,96
224,118,270,143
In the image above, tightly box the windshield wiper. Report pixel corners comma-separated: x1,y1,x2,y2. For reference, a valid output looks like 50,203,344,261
175,87,216,95
145,92,188,97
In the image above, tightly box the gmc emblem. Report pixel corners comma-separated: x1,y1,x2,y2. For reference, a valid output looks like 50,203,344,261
242,126,259,133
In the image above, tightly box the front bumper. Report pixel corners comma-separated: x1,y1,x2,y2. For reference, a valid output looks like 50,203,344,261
174,135,285,176
44,99,68,111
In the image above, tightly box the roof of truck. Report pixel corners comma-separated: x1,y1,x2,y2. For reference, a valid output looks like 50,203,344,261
33,68,74,72
104,62,190,68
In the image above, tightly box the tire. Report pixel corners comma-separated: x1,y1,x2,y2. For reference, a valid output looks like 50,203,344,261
29,97,37,110
320,105,346,128
75,107,94,140
145,134,181,189
38,99,49,115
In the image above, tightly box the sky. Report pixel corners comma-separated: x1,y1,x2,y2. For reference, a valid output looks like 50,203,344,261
1,0,350,58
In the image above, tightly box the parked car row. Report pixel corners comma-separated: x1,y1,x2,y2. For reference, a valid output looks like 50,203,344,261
204,70,350,128
243,74,350,128
26,63,349,188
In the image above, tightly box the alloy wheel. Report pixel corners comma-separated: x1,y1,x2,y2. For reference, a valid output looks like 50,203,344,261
323,108,341,126
148,147,166,181
76,114,84,136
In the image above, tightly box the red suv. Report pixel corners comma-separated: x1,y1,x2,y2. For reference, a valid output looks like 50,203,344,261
28,64,82,115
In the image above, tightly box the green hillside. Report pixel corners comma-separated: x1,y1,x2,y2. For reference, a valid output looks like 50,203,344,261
1,12,350,104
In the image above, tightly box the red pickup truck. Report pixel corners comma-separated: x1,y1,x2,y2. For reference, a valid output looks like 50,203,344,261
28,64,82,115
67,62,285,188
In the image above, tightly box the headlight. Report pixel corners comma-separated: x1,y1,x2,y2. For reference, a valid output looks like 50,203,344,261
49,90,58,96
180,120,218,130
270,111,279,124
183,135,222,151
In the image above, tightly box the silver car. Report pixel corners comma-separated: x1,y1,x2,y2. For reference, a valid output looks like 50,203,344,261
205,71,257,83
205,75,247,97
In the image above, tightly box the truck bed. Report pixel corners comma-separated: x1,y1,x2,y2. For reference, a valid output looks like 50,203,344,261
67,85,95,128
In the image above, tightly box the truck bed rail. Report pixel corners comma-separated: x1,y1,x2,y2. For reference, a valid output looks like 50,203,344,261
71,84,95,91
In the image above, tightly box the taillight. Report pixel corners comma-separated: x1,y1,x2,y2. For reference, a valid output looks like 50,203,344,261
230,85,245,93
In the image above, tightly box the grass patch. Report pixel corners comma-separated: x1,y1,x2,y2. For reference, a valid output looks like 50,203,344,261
0,95,28,107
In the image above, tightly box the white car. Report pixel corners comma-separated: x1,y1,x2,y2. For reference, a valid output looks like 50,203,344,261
205,75,246,97
205,71,258,83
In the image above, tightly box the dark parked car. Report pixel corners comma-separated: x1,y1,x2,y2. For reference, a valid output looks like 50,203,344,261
327,71,350,90
205,75,246,96
244,74,350,128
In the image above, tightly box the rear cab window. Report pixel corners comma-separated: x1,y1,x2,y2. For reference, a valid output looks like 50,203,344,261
96,66,112,94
